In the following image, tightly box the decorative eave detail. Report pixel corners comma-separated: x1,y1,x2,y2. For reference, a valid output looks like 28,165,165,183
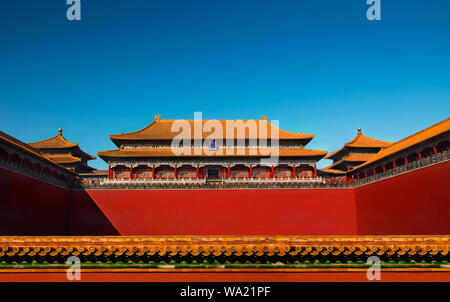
0,236,448,261
97,147,328,160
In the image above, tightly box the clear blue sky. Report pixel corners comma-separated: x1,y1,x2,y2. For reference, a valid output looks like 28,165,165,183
1,0,449,169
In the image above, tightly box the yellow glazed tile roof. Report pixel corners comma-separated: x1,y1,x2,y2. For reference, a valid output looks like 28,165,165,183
352,118,450,171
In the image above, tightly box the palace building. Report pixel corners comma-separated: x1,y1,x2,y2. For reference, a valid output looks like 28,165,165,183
0,117,449,282
349,117,450,181
29,128,96,173
97,115,328,180
319,128,391,177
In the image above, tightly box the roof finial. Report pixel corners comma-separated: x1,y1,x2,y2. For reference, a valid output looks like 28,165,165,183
357,127,362,135
154,114,161,121
58,128,62,135
261,115,267,120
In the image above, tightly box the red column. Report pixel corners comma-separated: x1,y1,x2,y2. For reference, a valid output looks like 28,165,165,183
404,156,408,165
227,164,231,179
196,164,200,179
418,151,422,160
382,165,386,173
174,165,178,179
433,146,438,155
393,161,397,168
373,168,376,175
292,164,296,178
271,165,274,178
248,164,252,178
129,165,134,180
108,164,112,179
152,164,155,179
313,164,317,178
364,172,367,178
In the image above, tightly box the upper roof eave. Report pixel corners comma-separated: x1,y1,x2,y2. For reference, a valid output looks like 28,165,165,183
29,129,78,149
324,153,374,170
29,129,96,160
97,147,328,160
318,168,347,175
324,129,392,160
108,118,315,144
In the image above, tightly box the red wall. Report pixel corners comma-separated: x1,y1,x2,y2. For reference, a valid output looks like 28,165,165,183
0,168,69,235
354,160,450,234
68,190,119,235
1,161,449,236
79,189,357,235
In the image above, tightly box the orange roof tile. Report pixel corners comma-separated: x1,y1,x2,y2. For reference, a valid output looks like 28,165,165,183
109,116,315,143
45,155,95,171
79,170,108,176
318,168,347,175
324,153,375,170
352,118,450,171
341,153,375,162
97,147,327,158
345,128,392,148
45,154,82,164
29,128,78,149
325,128,391,159
29,129,96,160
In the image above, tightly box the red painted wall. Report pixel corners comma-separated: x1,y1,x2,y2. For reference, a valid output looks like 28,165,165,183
67,190,120,235
0,168,69,235
354,161,450,234
81,189,357,235
2,161,449,236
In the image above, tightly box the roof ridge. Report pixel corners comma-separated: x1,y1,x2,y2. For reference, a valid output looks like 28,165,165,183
109,117,314,141
344,129,391,147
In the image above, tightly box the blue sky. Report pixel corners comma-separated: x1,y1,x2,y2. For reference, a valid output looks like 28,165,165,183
1,0,449,169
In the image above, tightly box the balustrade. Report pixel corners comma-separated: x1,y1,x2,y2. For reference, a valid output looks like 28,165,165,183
83,149,449,189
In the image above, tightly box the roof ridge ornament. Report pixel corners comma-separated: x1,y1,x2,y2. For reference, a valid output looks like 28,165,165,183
155,114,161,121
261,115,267,120
357,127,362,135
58,128,63,136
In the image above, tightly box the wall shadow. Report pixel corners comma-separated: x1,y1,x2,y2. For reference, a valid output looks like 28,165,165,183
68,189,120,235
